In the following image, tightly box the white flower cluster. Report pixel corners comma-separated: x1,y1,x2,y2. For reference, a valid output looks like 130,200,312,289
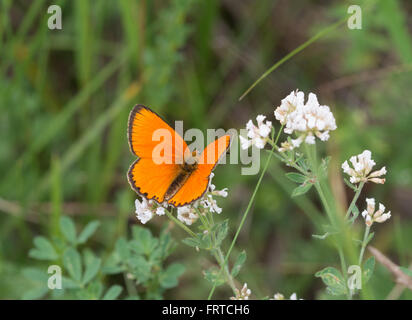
135,198,165,224
362,198,391,227
134,173,228,225
239,115,272,150
271,292,300,300
342,150,386,184
230,283,251,300
275,90,337,148
177,206,199,225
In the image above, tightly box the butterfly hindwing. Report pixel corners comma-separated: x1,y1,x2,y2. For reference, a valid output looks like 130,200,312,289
168,135,231,207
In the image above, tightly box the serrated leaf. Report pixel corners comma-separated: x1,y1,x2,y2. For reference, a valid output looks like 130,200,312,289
315,267,347,296
63,248,82,282
291,183,313,197
29,236,58,261
103,285,123,300
160,263,185,289
231,251,246,277
77,221,100,244
82,255,101,285
60,216,77,244
363,256,375,284
285,172,307,184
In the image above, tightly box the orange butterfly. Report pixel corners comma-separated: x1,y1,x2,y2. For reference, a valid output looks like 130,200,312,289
127,105,231,207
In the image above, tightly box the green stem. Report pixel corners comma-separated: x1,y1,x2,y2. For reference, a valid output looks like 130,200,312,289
345,182,365,221
207,125,284,300
358,225,371,265
239,17,348,101
165,209,196,237
214,247,237,295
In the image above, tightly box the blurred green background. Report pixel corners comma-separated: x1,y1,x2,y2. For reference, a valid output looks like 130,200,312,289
1,0,412,299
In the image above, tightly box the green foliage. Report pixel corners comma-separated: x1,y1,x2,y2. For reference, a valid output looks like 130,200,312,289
24,217,183,300
363,257,375,285
315,267,347,296
103,225,184,299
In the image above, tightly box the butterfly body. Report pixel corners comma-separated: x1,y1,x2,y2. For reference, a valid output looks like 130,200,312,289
127,105,230,207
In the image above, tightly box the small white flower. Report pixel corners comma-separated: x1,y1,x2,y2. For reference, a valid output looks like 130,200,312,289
275,90,304,125
135,198,154,224
230,283,252,300
342,150,386,184
361,198,391,227
272,293,285,300
240,115,272,150
271,292,301,300
201,194,222,214
213,187,228,198
156,207,166,216
275,90,336,145
177,206,199,226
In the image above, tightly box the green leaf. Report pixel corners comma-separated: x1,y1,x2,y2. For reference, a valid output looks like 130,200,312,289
214,220,228,246
63,248,82,282
312,232,330,240
315,267,347,296
103,285,123,300
363,257,375,284
22,267,49,283
344,178,357,191
231,250,246,277
22,287,49,300
366,232,375,245
82,255,101,285
129,256,151,282
29,236,58,260
400,267,412,278
62,276,81,289
204,267,225,287
115,238,130,260
181,237,201,248
77,221,100,244
291,183,313,197
348,205,360,224
60,216,77,244
131,226,158,255
160,263,185,289
285,172,307,184
87,281,103,300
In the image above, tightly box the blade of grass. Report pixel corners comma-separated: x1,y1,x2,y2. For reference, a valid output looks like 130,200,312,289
239,16,348,101
28,80,142,202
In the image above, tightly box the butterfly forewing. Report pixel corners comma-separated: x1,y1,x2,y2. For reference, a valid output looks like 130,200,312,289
127,105,187,203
